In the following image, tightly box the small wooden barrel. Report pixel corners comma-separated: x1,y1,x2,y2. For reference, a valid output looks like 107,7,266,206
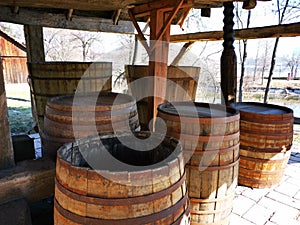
28,62,112,132
232,102,294,188
157,102,240,225
125,65,200,129
54,132,190,225
42,92,140,160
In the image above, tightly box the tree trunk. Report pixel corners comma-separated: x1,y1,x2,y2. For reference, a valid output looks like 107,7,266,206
264,37,279,103
0,59,15,169
238,39,247,102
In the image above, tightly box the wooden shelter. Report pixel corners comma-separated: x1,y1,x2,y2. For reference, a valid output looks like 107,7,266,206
0,0,299,219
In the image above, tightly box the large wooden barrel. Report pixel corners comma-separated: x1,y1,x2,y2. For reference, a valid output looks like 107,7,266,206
125,65,200,129
54,132,190,225
28,62,112,132
232,102,293,188
157,102,240,225
42,92,140,160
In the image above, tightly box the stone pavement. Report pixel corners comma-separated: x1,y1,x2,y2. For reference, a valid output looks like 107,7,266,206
230,125,300,225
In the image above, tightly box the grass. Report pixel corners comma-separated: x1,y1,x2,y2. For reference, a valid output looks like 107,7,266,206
8,106,33,134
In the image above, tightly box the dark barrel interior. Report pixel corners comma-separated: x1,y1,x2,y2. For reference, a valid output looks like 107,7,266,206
58,132,181,171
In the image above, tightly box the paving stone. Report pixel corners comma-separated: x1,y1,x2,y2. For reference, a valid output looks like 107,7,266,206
242,204,274,225
275,181,299,197
267,191,300,210
270,212,300,225
229,213,255,225
235,185,248,195
258,197,299,218
294,191,300,201
264,221,277,225
284,165,300,179
241,187,271,202
232,195,256,216
285,177,300,186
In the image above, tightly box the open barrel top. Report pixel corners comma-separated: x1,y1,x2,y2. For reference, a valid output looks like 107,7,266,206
232,102,293,115
158,102,238,118
47,92,136,111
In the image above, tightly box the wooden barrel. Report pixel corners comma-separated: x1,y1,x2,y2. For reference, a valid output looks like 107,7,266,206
42,92,140,161
157,102,240,225
125,65,200,129
28,62,112,132
54,132,190,225
232,102,294,188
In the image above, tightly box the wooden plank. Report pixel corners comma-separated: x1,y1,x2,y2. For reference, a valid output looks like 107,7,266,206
0,58,15,169
0,6,134,34
148,9,170,131
170,22,300,42
0,0,246,11
0,158,55,203
24,25,45,63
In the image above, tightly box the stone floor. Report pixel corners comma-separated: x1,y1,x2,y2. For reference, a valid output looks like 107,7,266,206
29,125,300,225
230,125,300,225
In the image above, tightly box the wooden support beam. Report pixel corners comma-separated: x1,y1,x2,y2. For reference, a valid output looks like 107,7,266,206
113,9,122,25
0,158,55,203
148,9,171,130
170,41,195,66
24,25,45,132
0,0,259,12
177,8,191,27
128,9,150,53
0,6,134,34
67,9,74,21
170,22,300,42
24,25,45,63
0,58,15,170
221,2,237,106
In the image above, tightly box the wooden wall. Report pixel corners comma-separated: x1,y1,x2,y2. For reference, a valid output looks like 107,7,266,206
0,33,28,84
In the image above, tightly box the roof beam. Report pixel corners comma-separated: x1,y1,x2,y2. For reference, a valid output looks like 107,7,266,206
170,22,300,42
0,0,259,11
0,6,134,34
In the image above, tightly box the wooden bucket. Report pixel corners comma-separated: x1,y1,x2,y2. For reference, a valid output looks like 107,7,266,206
125,65,200,129
54,132,190,225
232,102,294,188
28,62,112,132
157,102,240,225
42,92,140,161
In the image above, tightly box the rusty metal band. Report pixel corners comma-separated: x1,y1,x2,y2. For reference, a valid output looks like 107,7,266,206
190,216,230,225
189,193,235,204
240,155,290,164
191,204,232,215
240,130,294,137
240,145,292,153
55,172,186,206
54,191,189,225
28,75,111,80
238,176,283,185
239,166,286,176
167,131,240,142
185,143,240,155
186,158,240,171
157,111,240,124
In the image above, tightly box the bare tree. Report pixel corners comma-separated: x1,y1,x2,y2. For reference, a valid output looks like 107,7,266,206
283,52,300,79
264,0,297,103
71,31,102,62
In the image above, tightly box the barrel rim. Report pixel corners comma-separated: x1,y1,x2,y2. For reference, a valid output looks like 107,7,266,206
157,102,239,119
57,131,183,173
231,102,294,116
46,91,136,111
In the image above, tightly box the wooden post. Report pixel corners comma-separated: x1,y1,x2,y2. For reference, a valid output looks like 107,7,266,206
221,2,237,106
0,58,15,169
148,9,170,130
24,25,45,132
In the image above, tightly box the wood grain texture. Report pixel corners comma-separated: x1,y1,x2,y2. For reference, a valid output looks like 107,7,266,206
0,59,15,169
0,158,55,203
170,22,300,42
